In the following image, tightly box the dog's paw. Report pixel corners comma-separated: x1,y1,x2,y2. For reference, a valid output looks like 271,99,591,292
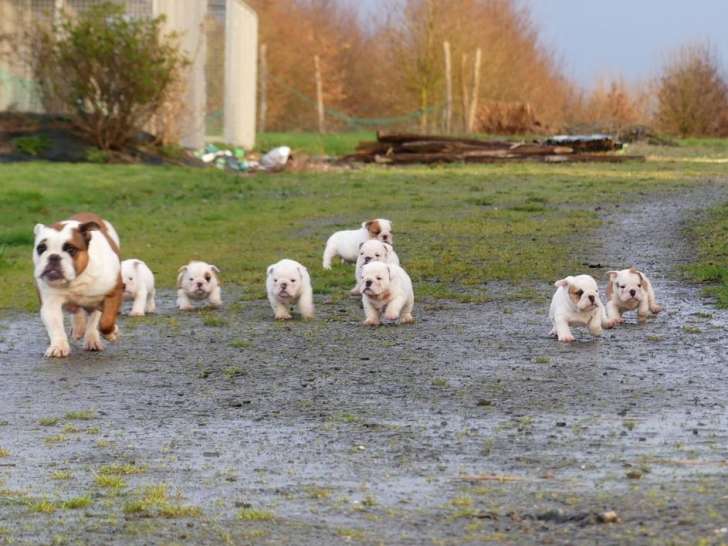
558,334,575,343
102,324,119,342
363,318,380,327
274,312,292,321
604,318,618,329
384,311,401,322
650,304,663,314
83,337,105,352
45,340,71,358
350,287,361,296
401,314,415,324
178,304,193,311
128,310,145,317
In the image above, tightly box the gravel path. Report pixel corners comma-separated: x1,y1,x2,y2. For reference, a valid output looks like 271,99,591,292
1,184,727,545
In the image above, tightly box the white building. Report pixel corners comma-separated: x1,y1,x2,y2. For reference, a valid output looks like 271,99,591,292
0,0,257,149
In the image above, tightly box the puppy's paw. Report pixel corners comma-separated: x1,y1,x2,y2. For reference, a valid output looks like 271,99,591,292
323,264,332,270
401,313,415,324
558,334,575,343
604,318,618,329
45,340,71,358
178,304,193,311
363,318,380,327
650,304,663,314
350,287,361,296
384,310,401,322
128,310,145,317
274,312,292,321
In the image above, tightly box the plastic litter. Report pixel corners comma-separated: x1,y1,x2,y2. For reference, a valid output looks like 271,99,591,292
260,146,292,170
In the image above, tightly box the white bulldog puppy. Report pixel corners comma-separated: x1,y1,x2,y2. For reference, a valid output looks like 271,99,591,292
549,274,615,342
121,259,156,316
360,262,414,326
32,212,122,357
176,261,222,310
266,259,315,320
606,267,662,324
351,240,400,295
322,218,393,269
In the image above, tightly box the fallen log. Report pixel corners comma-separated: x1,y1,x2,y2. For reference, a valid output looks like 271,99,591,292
377,131,511,148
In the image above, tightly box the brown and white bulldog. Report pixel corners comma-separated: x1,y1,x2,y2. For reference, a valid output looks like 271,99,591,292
322,218,393,269
32,213,123,358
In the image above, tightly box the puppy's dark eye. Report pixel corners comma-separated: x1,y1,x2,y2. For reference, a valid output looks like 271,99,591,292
576,289,584,297
204,273,211,282
619,285,625,289
290,279,296,283
376,276,382,281
638,284,642,288
189,277,193,281
375,254,380,258
36,243,47,255
62,243,77,256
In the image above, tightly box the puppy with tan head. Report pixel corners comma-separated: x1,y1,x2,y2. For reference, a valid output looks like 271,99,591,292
266,259,315,320
322,218,393,269
549,274,614,342
606,267,662,324
360,262,414,326
32,213,122,357
121,259,156,316
176,261,222,310
351,240,400,295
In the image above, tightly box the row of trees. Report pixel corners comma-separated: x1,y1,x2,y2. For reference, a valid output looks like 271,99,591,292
250,0,728,137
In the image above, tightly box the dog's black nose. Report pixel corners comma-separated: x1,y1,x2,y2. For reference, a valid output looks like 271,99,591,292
197,282,203,288
364,257,371,264
630,289,636,296
281,282,287,289
588,295,595,303
122,283,126,290
365,280,373,287
48,254,61,262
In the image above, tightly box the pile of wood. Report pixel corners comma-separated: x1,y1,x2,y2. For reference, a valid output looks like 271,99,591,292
342,132,644,165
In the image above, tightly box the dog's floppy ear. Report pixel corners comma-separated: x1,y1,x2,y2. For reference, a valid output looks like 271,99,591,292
267,266,274,276
176,265,187,288
297,265,308,280
382,243,390,256
554,277,572,288
210,265,220,273
386,265,392,280
358,241,365,250
33,223,46,237
133,260,141,269
629,266,645,284
78,220,101,245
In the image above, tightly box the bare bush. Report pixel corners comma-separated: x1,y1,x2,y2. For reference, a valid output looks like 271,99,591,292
28,2,188,149
655,44,728,137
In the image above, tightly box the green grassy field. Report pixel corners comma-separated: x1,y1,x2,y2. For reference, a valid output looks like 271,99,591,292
685,202,728,307
1,140,728,311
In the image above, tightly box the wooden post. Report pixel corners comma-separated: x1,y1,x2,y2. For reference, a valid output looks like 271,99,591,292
258,43,268,133
443,40,452,134
467,47,482,133
314,54,325,133
461,52,470,132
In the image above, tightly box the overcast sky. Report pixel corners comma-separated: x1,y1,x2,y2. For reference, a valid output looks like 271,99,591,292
356,0,728,88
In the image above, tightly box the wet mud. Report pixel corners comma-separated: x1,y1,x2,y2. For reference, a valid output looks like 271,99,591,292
1,185,728,545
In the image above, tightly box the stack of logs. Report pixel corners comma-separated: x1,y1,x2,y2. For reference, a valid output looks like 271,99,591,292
342,132,644,165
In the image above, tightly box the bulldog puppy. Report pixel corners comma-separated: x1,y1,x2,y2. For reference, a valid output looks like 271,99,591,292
33,212,122,358
360,262,414,326
176,261,222,310
549,274,615,342
322,218,393,269
351,240,400,295
266,259,315,320
606,267,662,324
121,259,156,316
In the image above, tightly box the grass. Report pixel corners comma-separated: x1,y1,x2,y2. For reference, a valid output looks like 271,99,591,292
256,131,372,156
123,484,201,518
2,140,728,311
685,201,728,307
0,448,9,458
64,410,96,421
95,475,126,489
61,496,92,510
38,417,60,426
98,464,145,476
237,507,275,521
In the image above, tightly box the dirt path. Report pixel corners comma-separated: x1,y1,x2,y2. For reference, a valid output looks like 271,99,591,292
1,185,728,545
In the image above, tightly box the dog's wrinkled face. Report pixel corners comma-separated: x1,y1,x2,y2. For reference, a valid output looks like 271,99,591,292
364,219,393,245
33,221,95,287
361,262,391,297
121,260,140,298
178,261,219,299
555,275,599,312
268,262,304,300
359,240,392,266
609,268,644,303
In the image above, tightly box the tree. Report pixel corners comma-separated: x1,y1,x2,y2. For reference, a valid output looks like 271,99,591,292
656,44,728,137
29,2,188,149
